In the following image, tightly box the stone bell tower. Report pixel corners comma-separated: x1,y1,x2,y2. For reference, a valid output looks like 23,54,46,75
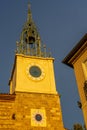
8,3,65,130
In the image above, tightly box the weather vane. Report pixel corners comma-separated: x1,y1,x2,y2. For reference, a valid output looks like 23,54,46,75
28,0,31,10
28,0,30,8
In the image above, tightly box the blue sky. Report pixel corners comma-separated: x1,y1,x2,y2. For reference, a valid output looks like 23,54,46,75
0,0,86,129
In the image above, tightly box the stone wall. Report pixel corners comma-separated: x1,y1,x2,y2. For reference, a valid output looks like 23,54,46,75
0,93,65,130
0,94,15,130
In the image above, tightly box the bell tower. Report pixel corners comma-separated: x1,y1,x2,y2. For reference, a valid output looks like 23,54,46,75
8,3,65,129
9,3,57,95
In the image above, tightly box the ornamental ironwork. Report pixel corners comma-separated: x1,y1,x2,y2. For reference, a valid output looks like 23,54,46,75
16,3,51,58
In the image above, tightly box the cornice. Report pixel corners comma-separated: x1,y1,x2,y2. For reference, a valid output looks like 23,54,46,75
62,33,87,68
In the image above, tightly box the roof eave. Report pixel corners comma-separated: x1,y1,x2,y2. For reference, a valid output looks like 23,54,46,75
62,33,87,68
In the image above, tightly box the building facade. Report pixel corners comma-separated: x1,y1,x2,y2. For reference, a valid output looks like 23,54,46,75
63,34,87,129
0,3,65,130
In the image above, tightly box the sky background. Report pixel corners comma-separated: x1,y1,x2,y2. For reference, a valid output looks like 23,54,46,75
0,0,86,129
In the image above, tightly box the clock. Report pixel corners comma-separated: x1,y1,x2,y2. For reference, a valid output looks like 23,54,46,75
31,109,46,127
35,114,42,121
29,66,41,78
26,63,45,81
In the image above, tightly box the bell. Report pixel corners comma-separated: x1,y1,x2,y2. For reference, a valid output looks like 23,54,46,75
29,36,35,44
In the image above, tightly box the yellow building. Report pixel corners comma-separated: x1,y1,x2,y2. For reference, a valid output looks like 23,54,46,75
63,34,87,129
0,3,65,130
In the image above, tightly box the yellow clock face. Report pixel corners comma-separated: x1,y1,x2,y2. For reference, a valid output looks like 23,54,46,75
31,109,47,127
26,63,45,81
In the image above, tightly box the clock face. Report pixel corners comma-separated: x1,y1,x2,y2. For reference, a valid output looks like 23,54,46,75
29,66,41,78
35,114,42,122
31,109,46,127
26,63,45,81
